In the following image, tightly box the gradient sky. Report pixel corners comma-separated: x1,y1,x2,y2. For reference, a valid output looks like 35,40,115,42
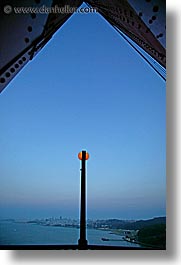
0,4,166,220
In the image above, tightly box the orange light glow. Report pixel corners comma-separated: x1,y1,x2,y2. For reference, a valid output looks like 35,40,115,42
78,151,89,160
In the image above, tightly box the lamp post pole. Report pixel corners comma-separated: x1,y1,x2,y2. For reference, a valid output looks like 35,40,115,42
78,150,89,249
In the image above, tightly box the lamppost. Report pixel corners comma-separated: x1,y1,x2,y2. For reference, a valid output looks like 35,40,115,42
78,150,89,250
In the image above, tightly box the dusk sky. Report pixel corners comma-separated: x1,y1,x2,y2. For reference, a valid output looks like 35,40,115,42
0,4,166,220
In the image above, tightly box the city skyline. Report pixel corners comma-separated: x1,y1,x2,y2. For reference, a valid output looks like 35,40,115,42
0,4,166,220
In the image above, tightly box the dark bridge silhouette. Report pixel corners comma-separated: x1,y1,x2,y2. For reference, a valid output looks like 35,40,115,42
0,0,166,93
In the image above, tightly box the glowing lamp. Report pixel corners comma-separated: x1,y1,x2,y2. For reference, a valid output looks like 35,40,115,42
78,151,89,160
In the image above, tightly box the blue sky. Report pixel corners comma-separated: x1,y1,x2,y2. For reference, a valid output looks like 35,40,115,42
0,5,166,220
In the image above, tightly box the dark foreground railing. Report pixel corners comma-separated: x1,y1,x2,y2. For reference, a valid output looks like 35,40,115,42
0,244,165,250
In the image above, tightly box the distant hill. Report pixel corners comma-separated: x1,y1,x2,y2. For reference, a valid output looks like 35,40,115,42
124,217,166,230
97,217,166,230
97,217,166,249
138,223,166,249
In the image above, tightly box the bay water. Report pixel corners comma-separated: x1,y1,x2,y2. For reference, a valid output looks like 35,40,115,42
0,221,141,247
